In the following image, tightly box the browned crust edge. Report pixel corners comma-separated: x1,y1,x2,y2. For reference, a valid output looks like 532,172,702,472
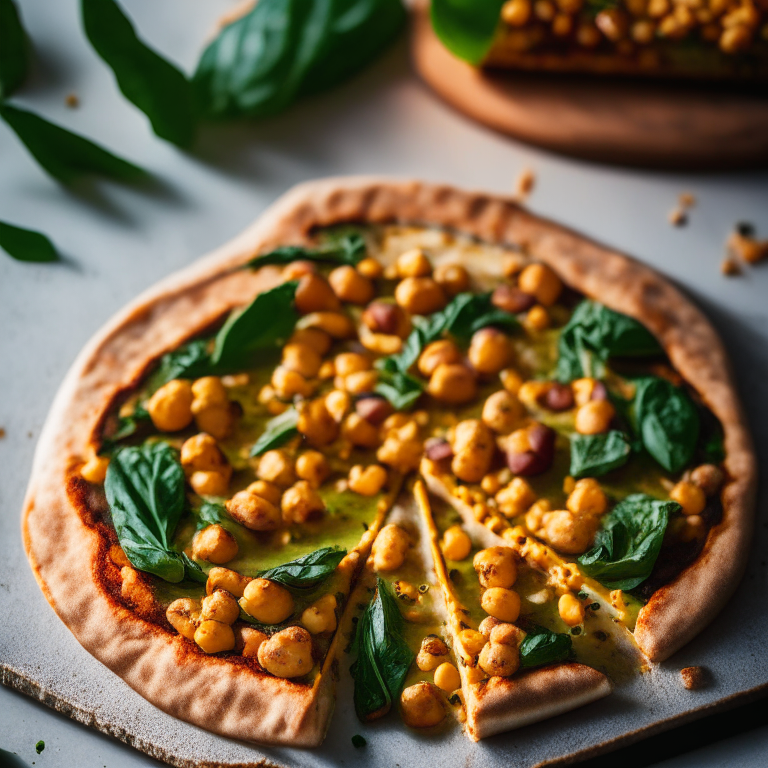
22,176,755,747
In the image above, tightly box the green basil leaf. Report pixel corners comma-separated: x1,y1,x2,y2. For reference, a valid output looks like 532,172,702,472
195,500,227,530
351,577,414,721
258,546,346,589
81,0,197,147
578,494,678,591
99,404,151,455
149,339,212,390
250,407,300,457
570,430,632,478
374,366,424,411
519,625,573,668
104,442,189,583
634,377,699,474
194,0,405,119
0,103,146,183
430,0,505,65
0,220,58,263
247,232,366,269
0,0,30,98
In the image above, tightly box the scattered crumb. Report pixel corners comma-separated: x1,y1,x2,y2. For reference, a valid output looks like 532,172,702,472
679,192,696,209
680,666,709,690
721,257,741,277
27,431,34,438
0,427,5,439
351,734,367,748
514,168,536,202
727,229,768,265
65,92,80,108
668,208,688,227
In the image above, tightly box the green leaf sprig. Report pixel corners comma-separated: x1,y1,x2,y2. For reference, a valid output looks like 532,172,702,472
430,0,505,65
250,407,300,457
569,430,632,478
247,232,366,269
258,546,346,590
0,220,58,263
0,0,29,98
519,625,573,668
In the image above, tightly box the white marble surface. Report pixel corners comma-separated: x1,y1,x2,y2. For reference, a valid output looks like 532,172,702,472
1,1,768,767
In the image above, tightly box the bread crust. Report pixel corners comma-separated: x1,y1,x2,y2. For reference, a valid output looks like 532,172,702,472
23,177,755,746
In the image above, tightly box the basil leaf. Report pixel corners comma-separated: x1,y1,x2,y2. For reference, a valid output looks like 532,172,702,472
0,220,58,263
351,577,414,721
0,103,146,183
430,0,505,65
258,546,346,590
104,442,190,583
556,300,662,382
578,494,678,591
247,233,366,269
570,430,632,478
519,625,573,668
195,501,227,530
634,377,699,474
374,365,424,411
149,339,211,390
99,404,151,455
251,407,300,457
0,0,29,98
81,0,197,147
194,0,405,119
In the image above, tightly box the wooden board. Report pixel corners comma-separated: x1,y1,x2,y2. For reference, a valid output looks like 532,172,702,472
410,5,768,170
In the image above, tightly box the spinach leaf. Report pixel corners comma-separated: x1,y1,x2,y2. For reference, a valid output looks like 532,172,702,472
634,377,699,474
570,430,632,478
374,363,424,411
105,442,201,583
578,494,678,591
0,103,146,183
556,300,662,382
519,625,573,668
250,407,300,457
430,0,505,65
194,0,405,119
247,233,366,269
351,577,414,721
99,404,151,455
81,0,197,147
149,339,212,390
258,546,346,589
0,0,29,98
0,220,58,263
195,500,227,530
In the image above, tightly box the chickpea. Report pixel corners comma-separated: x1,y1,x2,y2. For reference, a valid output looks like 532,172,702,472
478,616,502,638
282,260,315,280
343,413,381,448
377,432,424,473
670,480,707,516
433,262,470,296
481,587,521,623
502,0,532,26
517,263,562,306
240,578,294,624
482,390,524,435
450,419,495,483
400,683,446,728
362,301,410,338
395,580,419,602
226,490,282,531
271,366,313,400
257,449,296,487
328,265,374,304
558,593,585,627
258,626,314,678
183,436,229,475
191,376,228,408
397,248,432,278
427,363,477,405
479,641,520,677
234,625,268,658
192,524,239,564
395,277,446,315
342,370,378,395
281,480,325,524
542,510,597,554
434,662,461,694
194,405,234,440
200,589,240,625
325,389,351,423
418,340,462,377
500,368,525,395
442,525,472,561
371,524,410,571
566,478,608,517
458,629,487,657
298,398,339,447
495,478,536,518
194,620,235,654
295,273,340,314
357,257,384,279
109,544,131,568
189,470,230,497
281,343,322,379
469,328,513,375
524,305,550,332
246,479,282,506
206,566,250,598
333,352,370,378
473,547,517,589
690,464,724,497
348,464,388,496
81,455,109,484
288,327,332,356
299,311,356,339
301,593,338,634
295,450,330,488
147,379,194,432
166,598,200,640
575,400,615,435
490,622,525,647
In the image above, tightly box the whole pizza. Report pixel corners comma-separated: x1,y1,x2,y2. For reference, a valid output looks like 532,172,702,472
23,178,756,747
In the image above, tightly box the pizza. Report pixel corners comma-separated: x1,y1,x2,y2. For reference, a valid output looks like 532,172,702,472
22,179,756,749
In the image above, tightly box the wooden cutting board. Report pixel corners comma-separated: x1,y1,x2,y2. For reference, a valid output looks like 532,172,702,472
410,5,768,170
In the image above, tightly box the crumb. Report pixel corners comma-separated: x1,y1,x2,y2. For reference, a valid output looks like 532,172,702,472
679,192,696,209
680,666,709,690
65,92,79,108
0,427,5,439
27,431,34,438
727,230,768,264
514,168,536,202
721,257,741,276
668,208,687,227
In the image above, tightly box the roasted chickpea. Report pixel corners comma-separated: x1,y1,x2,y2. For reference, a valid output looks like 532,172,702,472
194,405,234,440
566,478,608,517
147,379,194,432
295,273,340,314
81,455,109,484
415,635,450,672
377,431,424,473
670,480,707,516
690,464,725,497
469,328,513,375
295,450,330,488
417,339,462,377
558,593,585,627
234,625,268,658
206,566,250,598
200,589,240,625
324,389,351,423
301,593,338,634
194,620,235,654
281,259,315,280
458,629,487,657
191,376,228,408
166,597,200,640
371,524,410,571
257,626,313,678
478,616,502,638
328,265,374,305
482,390,524,435
542,510,597,554
575,400,615,435
240,578,294,624
343,413,381,448
299,311,356,339
348,464,388,496
524,305,550,332
342,370,378,395
246,479,282,506
357,257,384,279
395,277,446,315
473,547,517,589
428,362,477,406
281,343,322,379
281,480,325,524
481,587,521,623
441,525,472,561
495,477,535,518
397,248,432,278
479,641,520,677
489,622,525,647
181,433,228,473
298,398,339,447
517,263,562,306
271,365,313,400
257,449,296,487
434,662,461,692
226,490,282,531
192,524,239,563
433,262,470,296
450,419,495,483
400,683,446,728
189,470,230,497
288,327,332,356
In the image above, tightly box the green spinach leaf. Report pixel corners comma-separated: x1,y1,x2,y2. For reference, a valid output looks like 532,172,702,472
578,494,678,591
195,500,227,530
105,442,201,583
258,546,346,589
0,220,58,262
374,362,424,411
81,0,197,147
0,103,146,183
99,404,151,455
519,625,573,668
247,232,366,269
351,577,414,721
570,430,632,478
430,0,505,65
250,407,300,457
149,339,212,390
0,0,29,98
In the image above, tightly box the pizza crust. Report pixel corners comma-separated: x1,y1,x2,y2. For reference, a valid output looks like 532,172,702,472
23,177,755,746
